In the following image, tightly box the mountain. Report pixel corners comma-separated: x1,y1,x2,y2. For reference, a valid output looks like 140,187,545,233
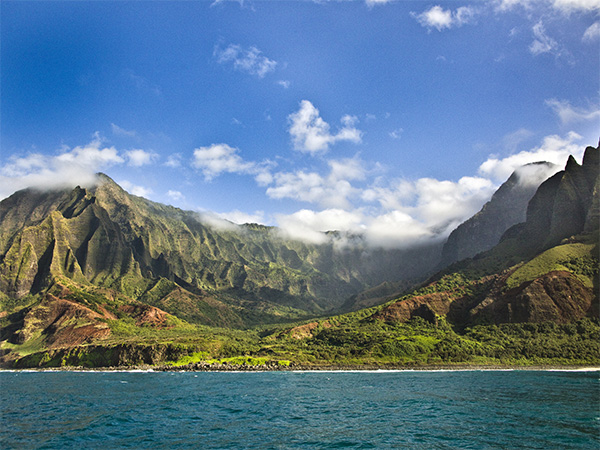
0,174,441,328
375,145,599,327
1,146,597,369
441,162,558,267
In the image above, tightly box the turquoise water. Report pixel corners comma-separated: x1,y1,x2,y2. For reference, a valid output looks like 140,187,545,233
1,370,598,449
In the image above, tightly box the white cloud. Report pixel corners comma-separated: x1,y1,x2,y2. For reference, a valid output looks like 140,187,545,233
288,100,362,154
165,153,182,168
54,133,124,169
0,134,127,200
362,175,497,238
277,80,291,89
274,174,496,248
494,0,536,12
267,170,356,209
412,5,476,31
583,22,600,42
119,180,153,198
478,131,585,181
266,157,366,209
215,43,277,78
125,149,159,167
328,157,367,181
216,209,265,225
167,190,184,202
546,99,600,124
366,0,393,6
529,20,559,55
552,0,600,13
495,0,600,12
111,123,137,138
365,211,434,248
192,143,256,181
276,209,364,245
502,128,535,152
389,128,404,139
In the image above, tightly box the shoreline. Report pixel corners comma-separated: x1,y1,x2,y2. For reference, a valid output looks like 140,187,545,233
2,363,599,373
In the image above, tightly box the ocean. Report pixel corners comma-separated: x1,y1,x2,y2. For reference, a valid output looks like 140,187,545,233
1,370,598,449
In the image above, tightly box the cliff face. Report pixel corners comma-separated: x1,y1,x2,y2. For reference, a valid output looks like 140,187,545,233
376,146,599,326
501,146,599,256
441,162,557,267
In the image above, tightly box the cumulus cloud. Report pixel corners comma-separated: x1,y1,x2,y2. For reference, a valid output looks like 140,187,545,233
552,0,600,12
365,211,434,248
546,98,600,124
478,131,584,181
495,0,600,12
192,144,256,181
215,43,277,78
165,153,183,168
274,173,496,248
266,157,366,209
126,149,159,167
119,180,153,198
361,176,497,240
288,100,362,154
0,134,125,200
583,22,600,42
271,131,588,248
412,5,476,31
167,190,184,202
494,0,536,11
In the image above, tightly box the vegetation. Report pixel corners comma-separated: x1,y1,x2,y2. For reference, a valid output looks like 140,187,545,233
0,146,598,370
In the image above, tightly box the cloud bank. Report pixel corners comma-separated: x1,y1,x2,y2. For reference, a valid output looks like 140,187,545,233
0,134,124,199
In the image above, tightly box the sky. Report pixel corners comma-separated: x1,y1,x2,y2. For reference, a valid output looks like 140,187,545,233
1,0,599,248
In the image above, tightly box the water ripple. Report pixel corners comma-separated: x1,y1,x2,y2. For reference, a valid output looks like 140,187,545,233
1,371,598,449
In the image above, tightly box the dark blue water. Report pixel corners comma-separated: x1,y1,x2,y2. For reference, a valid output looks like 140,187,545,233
1,370,598,449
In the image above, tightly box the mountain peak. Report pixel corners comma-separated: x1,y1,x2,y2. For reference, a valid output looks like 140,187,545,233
565,154,580,171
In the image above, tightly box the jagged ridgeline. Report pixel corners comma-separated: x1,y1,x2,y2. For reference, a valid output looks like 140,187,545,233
1,146,598,369
384,145,599,327
0,174,440,326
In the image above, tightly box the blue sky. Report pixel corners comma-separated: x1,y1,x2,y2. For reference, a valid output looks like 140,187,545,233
1,0,599,247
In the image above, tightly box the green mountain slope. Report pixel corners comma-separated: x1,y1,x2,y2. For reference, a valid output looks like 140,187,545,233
0,174,441,326
1,146,597,369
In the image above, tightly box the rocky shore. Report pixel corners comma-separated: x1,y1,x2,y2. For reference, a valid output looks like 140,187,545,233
2,362,598,372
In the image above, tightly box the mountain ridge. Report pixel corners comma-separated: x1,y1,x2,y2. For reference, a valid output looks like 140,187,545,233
1,145,597,369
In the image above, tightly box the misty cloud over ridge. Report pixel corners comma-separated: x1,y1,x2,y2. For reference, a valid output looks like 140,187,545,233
0,128,587,250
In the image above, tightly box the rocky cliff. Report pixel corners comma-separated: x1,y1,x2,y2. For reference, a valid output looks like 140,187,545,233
441,162,557,266
375,145,599,326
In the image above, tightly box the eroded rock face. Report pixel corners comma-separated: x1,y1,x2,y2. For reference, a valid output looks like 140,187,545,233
470,271,596,324
7,287,176,349
371,292,454,324
118,304,168,327
441,162,557,267
12,294,112,348
287,321,332,340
